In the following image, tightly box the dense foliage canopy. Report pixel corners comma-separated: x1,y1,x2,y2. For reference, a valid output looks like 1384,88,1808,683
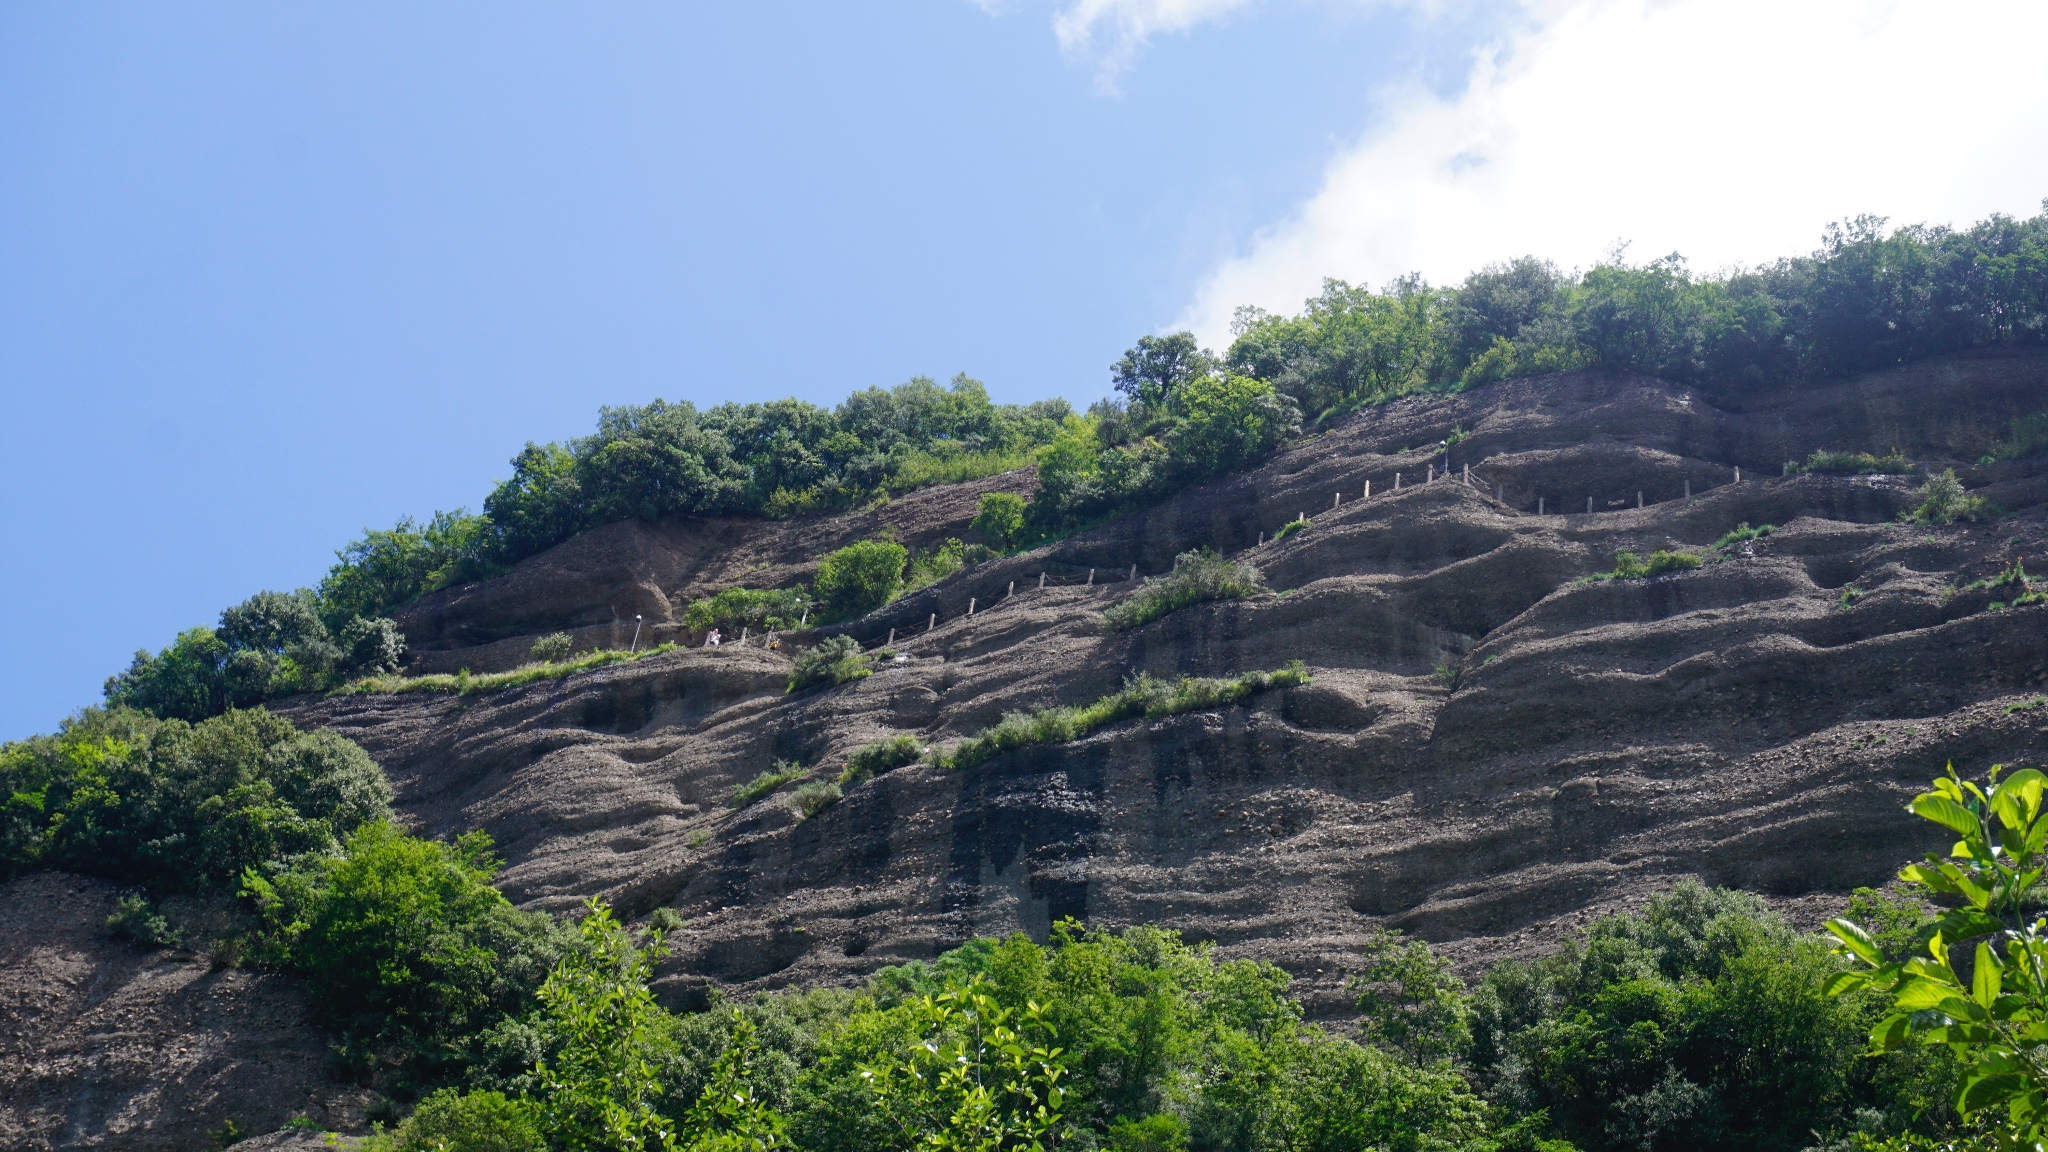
101,207,2048,728
0,705,390,890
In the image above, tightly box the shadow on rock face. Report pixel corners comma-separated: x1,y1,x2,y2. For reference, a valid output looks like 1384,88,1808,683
275,349,2048,1000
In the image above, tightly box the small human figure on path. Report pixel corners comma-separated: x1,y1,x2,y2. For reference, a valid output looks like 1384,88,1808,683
705,628,722,647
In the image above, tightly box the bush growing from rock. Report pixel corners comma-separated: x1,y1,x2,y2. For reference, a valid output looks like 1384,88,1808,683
813,540,907,622
789,780,843,819
903,538,998,593
682,587,813,634
1799,448,1910,474
1906,468,1992,524
1594,548,1701,580
528,632,573,663
939,664,1309,772
970,491,1027,552
838,735,925,786
730,761,806,809
1104,548,1266,631
786,636,873,693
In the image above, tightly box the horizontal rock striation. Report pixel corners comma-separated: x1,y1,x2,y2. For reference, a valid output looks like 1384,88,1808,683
284,350,2048,1016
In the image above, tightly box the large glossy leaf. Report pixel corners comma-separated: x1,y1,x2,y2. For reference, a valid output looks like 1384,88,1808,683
1896,977,1965,1011
2000,768,2047,817
1977,942,2005,1007
1824,971,1872,997
1914,794,1983,839
1870,1013,1914,1052
1959,1070,2028,1115
1827,919,1886,966
1904,862,1964,895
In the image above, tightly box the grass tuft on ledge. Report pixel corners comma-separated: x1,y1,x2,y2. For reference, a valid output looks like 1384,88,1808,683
937,663,1310,773
337,643,680,698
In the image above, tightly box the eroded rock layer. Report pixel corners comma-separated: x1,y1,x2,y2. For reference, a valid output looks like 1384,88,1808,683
284,352,2048,1016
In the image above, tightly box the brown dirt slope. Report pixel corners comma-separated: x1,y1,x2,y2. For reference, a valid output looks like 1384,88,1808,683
0,872,363,1151
279,350,2048,1018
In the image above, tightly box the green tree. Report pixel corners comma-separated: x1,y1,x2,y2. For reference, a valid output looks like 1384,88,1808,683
859,976,1069,1152
322,510,499,625
530,899,688,1152
1160,374,1299,484
971,492,1028,552
386,1088,547,1152
1349,930,1473,1064
812,540,906,623
246,821,567,1067
786,636,873,693
2,706,391,891
1113,333,1216,410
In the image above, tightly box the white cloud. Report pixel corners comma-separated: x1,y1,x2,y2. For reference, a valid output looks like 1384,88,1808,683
1177,0,2048,345
1048,0,1264,87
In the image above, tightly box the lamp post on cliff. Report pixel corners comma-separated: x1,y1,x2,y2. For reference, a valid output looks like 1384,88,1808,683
631,615,642,652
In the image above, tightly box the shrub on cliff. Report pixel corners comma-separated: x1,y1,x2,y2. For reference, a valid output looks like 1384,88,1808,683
939,664,1309,772
528,632,573,663
244,820,573,1077
1905,468,1992,524
1105,549,1266,632
1591,548,1701,580
730,761,806,808
813,540,907,623
970,491,1027,552
1800,448,1910,475
683,586,814,635
786,636,874,693
838,735,925,786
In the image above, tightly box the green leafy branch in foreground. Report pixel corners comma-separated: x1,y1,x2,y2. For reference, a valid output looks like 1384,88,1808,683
1827,763,2048,1150
937,664,1309,773
1103,548,1267,632
339,645,679,698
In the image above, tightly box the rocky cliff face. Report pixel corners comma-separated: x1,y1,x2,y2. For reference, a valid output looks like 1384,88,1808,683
265,350,2048,1020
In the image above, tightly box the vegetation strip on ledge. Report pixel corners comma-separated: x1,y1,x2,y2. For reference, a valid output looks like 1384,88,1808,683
937,663,1309,772
337,643,680,697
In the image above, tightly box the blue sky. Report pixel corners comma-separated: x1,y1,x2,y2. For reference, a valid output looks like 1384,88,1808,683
4,0,2045,740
